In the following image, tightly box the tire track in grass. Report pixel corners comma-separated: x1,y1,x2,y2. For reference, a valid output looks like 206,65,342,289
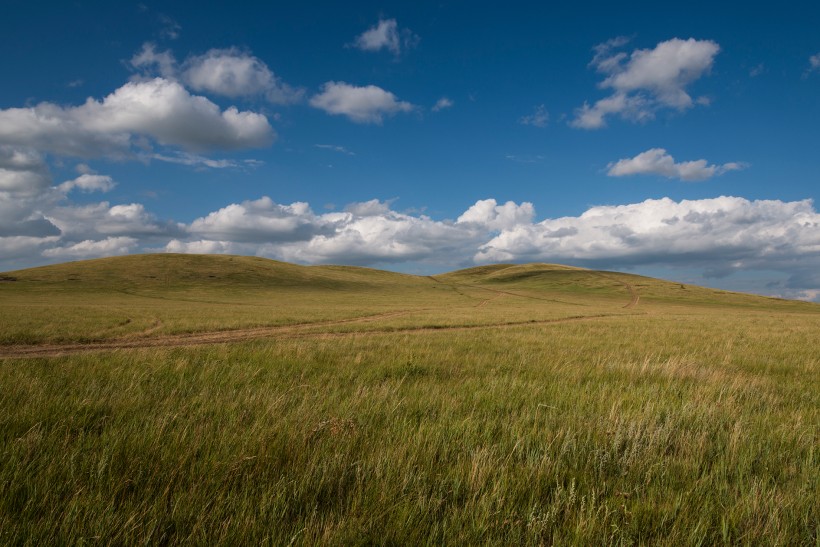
2,275,640,359
587,272,640,308
0,312,631,359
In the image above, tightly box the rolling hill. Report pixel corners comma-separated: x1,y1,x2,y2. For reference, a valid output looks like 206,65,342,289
1,254,818,544
0,253,816,352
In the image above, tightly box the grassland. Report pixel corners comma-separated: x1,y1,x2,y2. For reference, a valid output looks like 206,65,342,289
1,254,818,544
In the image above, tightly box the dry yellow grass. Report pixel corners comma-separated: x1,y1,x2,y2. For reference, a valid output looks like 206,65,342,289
1,254,818,544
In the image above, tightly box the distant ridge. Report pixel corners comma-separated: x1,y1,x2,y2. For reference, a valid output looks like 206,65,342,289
2,253,816,308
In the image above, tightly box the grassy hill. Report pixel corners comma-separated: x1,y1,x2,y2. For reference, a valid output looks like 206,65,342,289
1,253,814,346
1,254,818,544
0,253,429,291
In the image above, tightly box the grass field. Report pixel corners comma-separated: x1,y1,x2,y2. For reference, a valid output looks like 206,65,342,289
1,254,818,544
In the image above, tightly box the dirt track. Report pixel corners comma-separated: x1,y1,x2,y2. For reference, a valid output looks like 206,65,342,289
0,312,630,359
589,272,640,308
0,279,640,359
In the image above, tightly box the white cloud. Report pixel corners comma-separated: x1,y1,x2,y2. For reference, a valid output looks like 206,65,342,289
58,174,116,193
344,199,393,216
310,82,415,124
182,48,304,104
165,239,235,255
0,162,178,253
0,78,275,156
432,97,454,112
571,93,650,130
519,104,549,127
572,38,720,129
474,197,820,277
607,148,746,181
131,43,303,104
161,196,819,298
167,197,486,266
351,18,419,55
0,236,60,266
772,288,820,302
3,192,819,301
0,188,61,237
273,210,476,266
186,197,334,243
0,146,51,195
130,42,177,79
456,199,535,231
47,201,179,241
42,237,138,259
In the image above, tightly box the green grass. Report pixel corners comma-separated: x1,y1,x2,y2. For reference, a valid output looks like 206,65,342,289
1,254,818,544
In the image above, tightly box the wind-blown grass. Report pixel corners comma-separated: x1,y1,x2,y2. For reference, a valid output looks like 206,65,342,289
1,255,818,544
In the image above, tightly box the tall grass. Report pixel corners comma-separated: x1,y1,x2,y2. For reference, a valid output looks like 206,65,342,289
2,312,818,544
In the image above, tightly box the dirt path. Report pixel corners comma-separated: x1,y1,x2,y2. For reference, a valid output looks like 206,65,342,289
1,275,641,359
0,312,626,359
589,272,640,308
476,292,502,308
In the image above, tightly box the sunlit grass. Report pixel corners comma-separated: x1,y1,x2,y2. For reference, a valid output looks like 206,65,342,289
1,255,818,543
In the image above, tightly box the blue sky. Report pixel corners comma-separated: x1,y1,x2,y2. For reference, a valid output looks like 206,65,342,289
1,1,819,300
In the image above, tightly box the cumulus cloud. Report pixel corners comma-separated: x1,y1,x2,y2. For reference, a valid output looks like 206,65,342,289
607,148,746,181
572,38,720,129
182,48,304,104
187,197,336,243
165,239,235,255
0,160,178,256
0,236,60,267
166,198,485,266
474,197,820,275
456,199,535,231
273,208,476,266
132,43,302,104
344,199,393,216
0,183,61,239
519,104,549,127
432,97,454,112
157,195,819,299
0,78,274,156
47,201,180,241
42,236,139,259
0,146,51,195
310,82,415,124
3,192,819,301
351,18,419,55
58,174,116,193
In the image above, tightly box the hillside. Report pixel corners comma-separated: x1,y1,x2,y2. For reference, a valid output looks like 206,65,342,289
2,254,819,544
0,254,816,350
0,253,424,291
